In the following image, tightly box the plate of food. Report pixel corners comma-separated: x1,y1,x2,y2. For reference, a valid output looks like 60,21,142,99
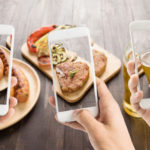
0,46,40,130
21,25,121,78
49,41,94,103
93,44,121,82
20,25,121,102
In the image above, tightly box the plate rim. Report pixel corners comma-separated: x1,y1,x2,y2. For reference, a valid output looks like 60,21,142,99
0,58,41,130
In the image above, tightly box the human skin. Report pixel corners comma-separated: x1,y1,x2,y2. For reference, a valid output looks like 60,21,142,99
49,78,135,150
0,77,18,123
127,61,150,126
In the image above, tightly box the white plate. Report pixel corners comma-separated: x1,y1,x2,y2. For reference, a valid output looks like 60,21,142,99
0,58,41,130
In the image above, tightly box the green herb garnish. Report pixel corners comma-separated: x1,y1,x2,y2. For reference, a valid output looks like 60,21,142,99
70,69,78,78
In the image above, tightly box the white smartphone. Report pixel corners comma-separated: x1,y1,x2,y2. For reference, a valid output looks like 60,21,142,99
0,25,14,116
129,20,150,109
48,27,98,122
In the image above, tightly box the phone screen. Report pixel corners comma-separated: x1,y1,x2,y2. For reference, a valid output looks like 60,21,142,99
0,34,12,105
49,31,97,112
131,28,150,99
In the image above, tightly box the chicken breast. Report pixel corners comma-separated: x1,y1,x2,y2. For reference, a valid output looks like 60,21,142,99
56,62,89,93
93,49,107,77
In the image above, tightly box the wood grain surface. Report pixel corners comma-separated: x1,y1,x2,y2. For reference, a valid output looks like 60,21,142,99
0,0,150,150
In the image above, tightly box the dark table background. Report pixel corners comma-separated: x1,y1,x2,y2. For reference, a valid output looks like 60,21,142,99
0,0,150,149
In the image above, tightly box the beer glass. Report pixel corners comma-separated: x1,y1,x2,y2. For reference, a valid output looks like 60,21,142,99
140,49,150,86
130,20,150,110
123,45,143,117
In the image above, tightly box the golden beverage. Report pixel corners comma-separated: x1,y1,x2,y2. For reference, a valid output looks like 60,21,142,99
122,48,140,118
141,52,150,87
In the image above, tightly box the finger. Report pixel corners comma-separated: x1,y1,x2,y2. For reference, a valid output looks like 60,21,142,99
128,74,139,94
130,91,143,105
11,76,17,87
127,61,135,76
9,97,18,108
130,91,145,115
96,78,113,99
55,115,85,132
49,96,56,108
73,109,101,133
0,108,15,123
96,78,121,124
96,78,116,107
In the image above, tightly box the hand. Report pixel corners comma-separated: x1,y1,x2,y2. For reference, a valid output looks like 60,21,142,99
49,78,135,150
127,61,150,126
0,77,18,123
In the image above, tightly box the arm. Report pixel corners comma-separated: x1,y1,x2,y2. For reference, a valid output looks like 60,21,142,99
49,78,135,150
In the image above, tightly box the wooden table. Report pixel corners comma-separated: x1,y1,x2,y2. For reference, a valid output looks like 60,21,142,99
0,0,150,149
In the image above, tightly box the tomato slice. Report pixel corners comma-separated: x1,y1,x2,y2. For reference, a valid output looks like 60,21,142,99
27,25,56,53
38,56,51,68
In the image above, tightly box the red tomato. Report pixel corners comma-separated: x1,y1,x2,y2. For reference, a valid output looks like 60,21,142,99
27,25,56,53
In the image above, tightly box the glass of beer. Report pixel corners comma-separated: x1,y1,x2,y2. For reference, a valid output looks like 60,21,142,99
140,50,150,87
128,20,150,111
123,45,143,118
131,23,150,89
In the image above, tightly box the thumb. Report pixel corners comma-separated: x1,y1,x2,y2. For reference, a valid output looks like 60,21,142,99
96,78,116,108
73,109,101,133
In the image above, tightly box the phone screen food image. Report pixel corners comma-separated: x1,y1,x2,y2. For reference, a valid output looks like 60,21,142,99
49,33,97,112
0,34,11,105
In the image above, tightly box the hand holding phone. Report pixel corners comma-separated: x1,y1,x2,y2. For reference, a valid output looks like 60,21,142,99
129,21,150,109
49,78,135,150
48,27,98,122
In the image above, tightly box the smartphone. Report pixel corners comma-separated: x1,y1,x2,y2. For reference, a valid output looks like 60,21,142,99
129,20,150,109
0,25,14,116
48,27,98,122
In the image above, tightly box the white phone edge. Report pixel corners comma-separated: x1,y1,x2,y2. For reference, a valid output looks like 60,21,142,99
57,107,99,122
48,27,98,122
129,20,150,109
0,25,15,116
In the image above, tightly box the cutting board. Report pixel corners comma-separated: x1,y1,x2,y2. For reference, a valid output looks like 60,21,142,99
21,42,121,102
22,42,121,80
